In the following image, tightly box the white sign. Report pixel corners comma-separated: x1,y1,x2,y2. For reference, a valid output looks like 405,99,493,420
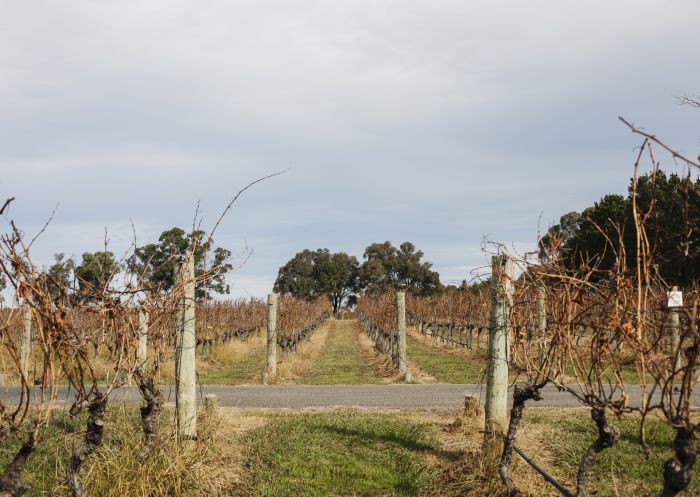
667,290,683,308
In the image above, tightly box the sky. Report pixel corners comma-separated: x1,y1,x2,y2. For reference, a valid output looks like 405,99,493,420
1,1,699,299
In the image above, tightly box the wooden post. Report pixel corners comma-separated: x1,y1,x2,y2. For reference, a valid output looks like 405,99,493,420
263,293,278,384
20,306,32,381
175,254,197,442
137,310,148,370
536,283,547,355
669,285,681,373
396,292,410,381
485,254,514,439
204,394,218,410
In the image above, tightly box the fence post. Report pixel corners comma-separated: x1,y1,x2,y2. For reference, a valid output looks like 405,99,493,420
485,254,514,440
20,306,32,381
175,254,197,442
263,293,278,384
137,310,148,370
536,283,547,355
396,291,411,381
669,285,681,373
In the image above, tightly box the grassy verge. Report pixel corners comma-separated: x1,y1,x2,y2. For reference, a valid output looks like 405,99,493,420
302,320,384,384
406,333,486,383
523,409,700,496
2,405,697,497
235,411,439,497
0,405,240,497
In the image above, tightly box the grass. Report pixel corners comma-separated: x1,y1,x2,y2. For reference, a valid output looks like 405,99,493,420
0,405,238,497
2,405,698,497
522,409,700,496
406,333,486,383
302,320,384,384
235,411,439,497
198,339,266,385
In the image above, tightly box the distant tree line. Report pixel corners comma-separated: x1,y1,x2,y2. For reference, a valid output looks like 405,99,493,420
273,241,445,313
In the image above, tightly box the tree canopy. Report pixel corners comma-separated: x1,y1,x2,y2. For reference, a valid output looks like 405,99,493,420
74,251,120,300
273,249,360,313
47,253,75,301
542,170,700,286
128,227,232,301
360,241,441,296
274,241,442,310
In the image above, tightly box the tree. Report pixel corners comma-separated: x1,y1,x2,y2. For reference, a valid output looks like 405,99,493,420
128,227,232,301
557,170,700,285
274,249,360,313
0,273,5,306
47,253,75,301
538,211,582,261
74,251,120,300
359,241,441,296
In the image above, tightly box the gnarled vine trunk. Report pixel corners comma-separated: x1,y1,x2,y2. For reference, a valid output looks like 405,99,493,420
67,394,107,497
661,425,697,497
575,407,620,497
0,432,36,497
136,374,162,459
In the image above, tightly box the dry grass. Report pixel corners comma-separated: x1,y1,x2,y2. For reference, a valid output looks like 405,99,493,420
160,330,266,384
355,323,410,383
0,404,269,497
4,404,695,496
274,321,332,384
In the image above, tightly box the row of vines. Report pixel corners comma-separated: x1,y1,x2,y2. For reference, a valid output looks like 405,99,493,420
353,125,700,496
0,211,330,496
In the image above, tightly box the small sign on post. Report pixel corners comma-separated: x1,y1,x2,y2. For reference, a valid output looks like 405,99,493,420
668,286,682,373
667,289,683,308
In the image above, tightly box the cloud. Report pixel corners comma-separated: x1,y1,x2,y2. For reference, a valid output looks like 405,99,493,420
1,1,698,298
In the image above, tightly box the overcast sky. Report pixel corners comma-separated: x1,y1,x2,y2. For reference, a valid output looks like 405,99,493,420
1,1,699,299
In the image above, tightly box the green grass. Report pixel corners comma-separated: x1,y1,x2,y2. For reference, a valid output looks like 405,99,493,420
524,410,700,496
0,411,83,496
235,411,439,497
199,345,266,384
407,333,486,383
303,320,383,385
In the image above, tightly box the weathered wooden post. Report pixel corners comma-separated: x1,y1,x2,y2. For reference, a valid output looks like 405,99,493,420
536,283,547,355
396,291,411,381
204,393,218,411
137,309,148,370
669,285,682,373
485,254,514,440
20,306,32,381
175,254,197,442
263,293,278,384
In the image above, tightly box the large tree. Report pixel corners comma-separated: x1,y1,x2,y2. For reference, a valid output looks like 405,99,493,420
74,251,120,300
359,241,441,296
47,253,75,301
274,249,360,313
128,227,232,301
538,211,582,261
551,170,700,285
